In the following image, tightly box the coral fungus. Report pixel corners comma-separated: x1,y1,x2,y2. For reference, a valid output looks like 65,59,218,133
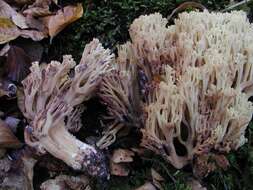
98,11,253,175
20,39,114,178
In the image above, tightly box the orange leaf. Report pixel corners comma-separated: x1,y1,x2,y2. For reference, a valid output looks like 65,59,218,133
43,3,83,39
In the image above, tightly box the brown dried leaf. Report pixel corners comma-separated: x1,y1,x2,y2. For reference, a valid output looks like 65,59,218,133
151,168,164,189
0,17,46,44
23,7,53,17
0,43,10,56
31,0,55,8
25,15,47,32
0,0,28,29
111,148,135,163
167,1,206,20
42,3,83,38
135,182,157,190
0,17,20,44
0,119,21,148
19,29,46,41
5,45,32,82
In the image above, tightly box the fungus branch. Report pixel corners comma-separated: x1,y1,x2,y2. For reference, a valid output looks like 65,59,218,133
98,11,253,175
20,39,114,177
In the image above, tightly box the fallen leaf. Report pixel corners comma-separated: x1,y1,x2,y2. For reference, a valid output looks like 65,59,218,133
32,0,55,8
25,15,47,32
0,17,45,44
151,168,164,189
5,45,32,82
42,3,83,39
19,29,46,41
0,0,28,29
23,7,53,17
0,43,10,56
0,17,20,44
135,182,156,190
0,119,21,149
167,1,206,21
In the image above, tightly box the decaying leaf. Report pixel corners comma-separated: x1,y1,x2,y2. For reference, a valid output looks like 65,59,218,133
0,17,20,44
0,119,21,148
0,17,45,44
23,7,53,17
19,29,46,41
151,168,164,189
135,182,157,190
111,148,135,163
167,1,206,20
22,0,56,17
0,0,82,44
0,43,10,56
0,0,28,29
5,45,32,82
40,175,90,190
42,3,83,39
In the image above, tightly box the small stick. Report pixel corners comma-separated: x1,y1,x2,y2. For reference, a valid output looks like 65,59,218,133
222,0,252,12
167,1,207,21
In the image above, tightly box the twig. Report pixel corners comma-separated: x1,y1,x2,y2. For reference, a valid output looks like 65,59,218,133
141,157,176,183
167,1,206,21
222,0,252,12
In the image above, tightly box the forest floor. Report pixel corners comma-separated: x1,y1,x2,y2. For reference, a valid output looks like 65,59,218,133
42,1,253,189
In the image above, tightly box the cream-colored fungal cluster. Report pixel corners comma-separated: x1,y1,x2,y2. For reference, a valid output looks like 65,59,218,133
20,39,114,178
99,11,253,172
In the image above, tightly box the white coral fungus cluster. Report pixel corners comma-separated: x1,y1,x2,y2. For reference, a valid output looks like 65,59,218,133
99,11,253,171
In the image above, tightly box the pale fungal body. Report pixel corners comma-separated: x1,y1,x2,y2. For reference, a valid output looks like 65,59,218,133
99,11,253,174
20,39,114,178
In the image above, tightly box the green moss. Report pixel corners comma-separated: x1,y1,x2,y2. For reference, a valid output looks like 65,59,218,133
46,0,231,61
